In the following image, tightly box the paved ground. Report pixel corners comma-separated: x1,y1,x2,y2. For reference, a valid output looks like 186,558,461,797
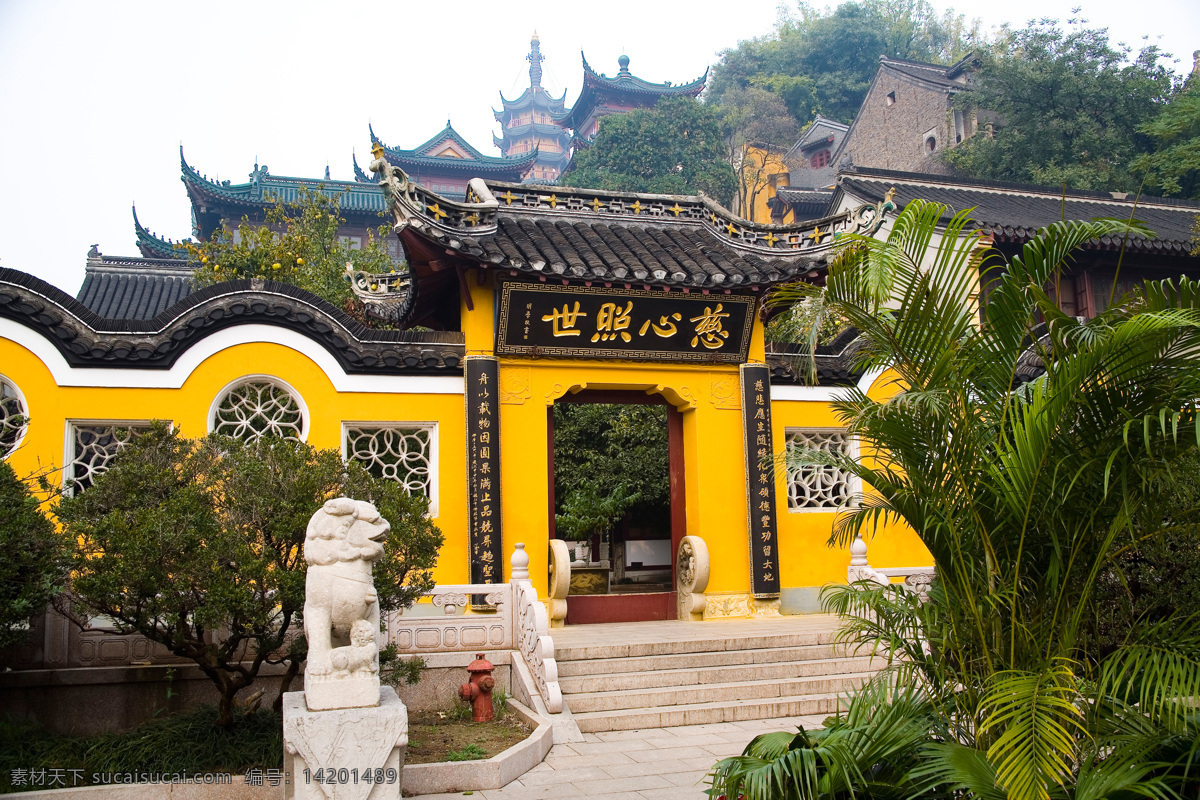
409,714,829,800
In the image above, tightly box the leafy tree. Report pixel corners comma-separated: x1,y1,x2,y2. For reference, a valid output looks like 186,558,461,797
55,423,442,727
720,87,801,217
711,201,1200,798
1131,78,1200,199
553,403,669,538
555,483,643,543
562,97,738,206
0,461,70,648
708,0,981,124
185,187,397,323
946,20,1179,192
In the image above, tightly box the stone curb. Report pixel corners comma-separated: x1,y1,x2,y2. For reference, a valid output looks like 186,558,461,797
401,698,554,795
7,777,276,800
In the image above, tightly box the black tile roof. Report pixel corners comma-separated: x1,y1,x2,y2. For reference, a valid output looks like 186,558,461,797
4,268,463,375
837,168,1200,252
77,255,194,320
363,159,896,326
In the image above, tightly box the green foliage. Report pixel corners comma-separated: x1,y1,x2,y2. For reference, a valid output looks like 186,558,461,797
709,0,981,124
377,645,425,688
563,97,737,206
54,423,442,727
0,706,282,792
187,187,397,322
553,403,669,539
1131,79,1200,199
717,201,1200,798
720,87,801,215
764,298,848,351
0,461,69,648
946,20,1179,192
445,743,487,762
555,482,642,543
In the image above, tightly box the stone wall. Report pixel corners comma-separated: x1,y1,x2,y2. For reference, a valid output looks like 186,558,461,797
0,662,292,736
841,72,965,175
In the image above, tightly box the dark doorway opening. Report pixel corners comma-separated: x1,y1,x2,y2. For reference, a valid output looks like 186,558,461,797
548,391,685,623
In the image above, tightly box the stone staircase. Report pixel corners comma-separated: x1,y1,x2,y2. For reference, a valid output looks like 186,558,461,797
552,616,879,733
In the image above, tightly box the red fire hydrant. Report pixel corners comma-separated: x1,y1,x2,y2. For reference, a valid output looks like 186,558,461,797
459,653,496,722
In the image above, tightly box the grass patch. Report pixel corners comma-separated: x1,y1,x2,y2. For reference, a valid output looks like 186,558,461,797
445,744,488,762
0,707,281,793
405,696,531,766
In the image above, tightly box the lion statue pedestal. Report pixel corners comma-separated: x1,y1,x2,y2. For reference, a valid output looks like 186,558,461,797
282,499,408,800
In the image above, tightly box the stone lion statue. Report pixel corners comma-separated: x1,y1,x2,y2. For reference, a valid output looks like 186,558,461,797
303,498,389,710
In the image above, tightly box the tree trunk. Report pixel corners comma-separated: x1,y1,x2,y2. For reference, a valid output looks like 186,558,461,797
274,657,302,713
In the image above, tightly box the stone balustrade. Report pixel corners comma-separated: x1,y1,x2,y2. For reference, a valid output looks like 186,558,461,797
384,543,564,716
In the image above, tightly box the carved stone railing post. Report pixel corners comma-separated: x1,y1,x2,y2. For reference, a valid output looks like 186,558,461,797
510,542,530,582
547,539,570,628
513,581,563,713
676,536,710,621
847,532,889,586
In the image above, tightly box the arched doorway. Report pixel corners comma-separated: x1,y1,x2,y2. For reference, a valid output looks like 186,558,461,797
548,389,686,623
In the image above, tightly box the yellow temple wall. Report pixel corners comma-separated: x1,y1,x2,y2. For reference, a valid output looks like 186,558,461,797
0,333,472,588
3,270,935,618
771,370,933,611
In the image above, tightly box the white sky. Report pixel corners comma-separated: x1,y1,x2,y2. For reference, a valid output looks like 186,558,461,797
0,0,1196,295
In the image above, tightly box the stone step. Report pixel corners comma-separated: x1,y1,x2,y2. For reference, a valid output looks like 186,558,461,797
558,655,878,694
554,630,837,662
566,672,874,713
571,691,847,733
555,643,854,678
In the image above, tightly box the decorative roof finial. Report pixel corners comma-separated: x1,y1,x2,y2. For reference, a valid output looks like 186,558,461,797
528,32,545,89
371,141,385,161
617,54,630,74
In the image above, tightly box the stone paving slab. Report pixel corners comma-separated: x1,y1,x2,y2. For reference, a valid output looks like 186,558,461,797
405,714,830,800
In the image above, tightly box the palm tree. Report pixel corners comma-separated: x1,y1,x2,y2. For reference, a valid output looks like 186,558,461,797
709,201,1200,799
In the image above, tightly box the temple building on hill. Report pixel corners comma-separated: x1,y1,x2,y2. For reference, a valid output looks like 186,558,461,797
493,33,573,183
833,53,981,176
556,53,708,148
366,121,537,199
181,148,396,253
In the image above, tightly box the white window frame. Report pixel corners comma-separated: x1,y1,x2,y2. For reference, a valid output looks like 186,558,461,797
208,375,309,443
62,419,155,494
341,421,439,516
784,427,861,513
0,373,29,460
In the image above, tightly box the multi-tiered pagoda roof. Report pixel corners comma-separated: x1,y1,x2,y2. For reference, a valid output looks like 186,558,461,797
558,54,708,146
492,34,573,183
368,122,537,198
180,148,388,239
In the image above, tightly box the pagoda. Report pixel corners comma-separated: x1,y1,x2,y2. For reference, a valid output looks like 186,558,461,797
557,54,708,148
365,122,537,200
492,33,573,184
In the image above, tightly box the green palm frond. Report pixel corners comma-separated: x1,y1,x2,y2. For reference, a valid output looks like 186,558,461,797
979,662,1088,800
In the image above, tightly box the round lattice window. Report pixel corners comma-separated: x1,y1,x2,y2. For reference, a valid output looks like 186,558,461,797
210,379,306,443
0,377,28,459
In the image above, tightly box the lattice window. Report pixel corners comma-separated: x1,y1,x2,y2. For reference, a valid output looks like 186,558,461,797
211,380,305,443
0,377,27,459
785,430,858,511
67,424,149,493
344,425,435,507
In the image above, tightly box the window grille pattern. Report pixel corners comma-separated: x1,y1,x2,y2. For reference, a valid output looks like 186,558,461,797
785,430,856,510
345,426,433,498
212,381,304,443
0,379,26,459
69,425,147,493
